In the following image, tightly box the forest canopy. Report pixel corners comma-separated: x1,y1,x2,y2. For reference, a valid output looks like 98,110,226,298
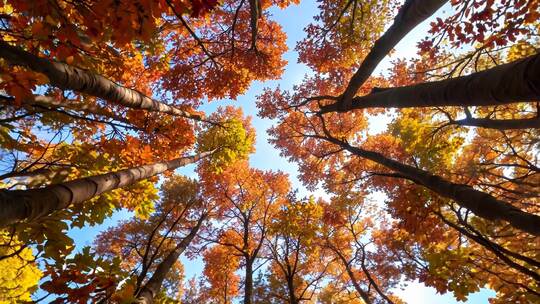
0,0,539,303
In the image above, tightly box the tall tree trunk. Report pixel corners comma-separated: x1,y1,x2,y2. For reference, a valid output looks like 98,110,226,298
286,276,299,304
321,53,540,113
1,94,133,125
248,0,261,49
0,152,212,226
244,258,254,304
135,213,207,304
450,116,540,130
339,0,448,107
0,40,201,120
323,136,540,235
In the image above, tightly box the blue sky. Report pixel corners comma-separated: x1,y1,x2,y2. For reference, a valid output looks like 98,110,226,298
68,1,497,302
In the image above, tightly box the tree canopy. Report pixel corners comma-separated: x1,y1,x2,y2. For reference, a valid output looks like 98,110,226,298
0,0,539,303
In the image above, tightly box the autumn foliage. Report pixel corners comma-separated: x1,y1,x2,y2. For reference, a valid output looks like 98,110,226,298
0,0,539,303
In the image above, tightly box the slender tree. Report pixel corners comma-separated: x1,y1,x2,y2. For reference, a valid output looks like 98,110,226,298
0,152,212,226
135,213,207,304
201,160,289,304
0,41,202,120
319,53,540,113
338,0,448,108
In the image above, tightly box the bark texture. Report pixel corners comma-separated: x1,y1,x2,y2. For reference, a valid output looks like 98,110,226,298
339,0,448,106
244,259,254,304
0,152,212,226
1,95,132,125
321,53,540,113
0,40,202,120
248,0,261,49
324,137,540,236
135,213,207,304
450,116,540,130
286,276,299,304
